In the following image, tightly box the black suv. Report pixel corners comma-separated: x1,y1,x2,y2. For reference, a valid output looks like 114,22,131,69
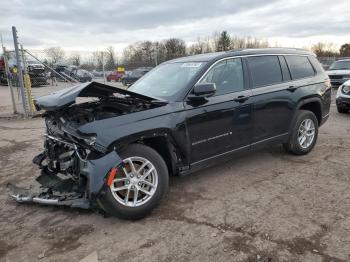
10,48,331,219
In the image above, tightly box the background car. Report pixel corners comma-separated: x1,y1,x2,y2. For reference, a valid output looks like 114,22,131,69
336,80,350,113
121,67,152,86
0,57,8,85
75,69,93,82
326,59,350,87
26,61,48,87
106,71,124,82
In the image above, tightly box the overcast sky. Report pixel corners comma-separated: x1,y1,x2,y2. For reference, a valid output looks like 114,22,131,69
1,0,350,54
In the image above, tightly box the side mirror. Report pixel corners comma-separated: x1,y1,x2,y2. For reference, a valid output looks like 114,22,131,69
188,83,216,100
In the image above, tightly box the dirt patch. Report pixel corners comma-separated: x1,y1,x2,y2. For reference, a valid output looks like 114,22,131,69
0,240,17,259
40,224,94,257
0,139,31,159
274,228,346,262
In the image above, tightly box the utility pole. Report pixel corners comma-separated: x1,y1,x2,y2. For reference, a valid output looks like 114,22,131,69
102,51,106,84
12,26,28,116
154,44,158,66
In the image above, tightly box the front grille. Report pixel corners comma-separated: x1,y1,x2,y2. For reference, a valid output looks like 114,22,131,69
329,75,343,80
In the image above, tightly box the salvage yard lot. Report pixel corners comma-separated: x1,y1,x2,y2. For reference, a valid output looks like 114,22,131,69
0,87,349,261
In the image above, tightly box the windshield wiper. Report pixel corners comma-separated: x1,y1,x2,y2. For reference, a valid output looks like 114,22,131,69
150,99,168,105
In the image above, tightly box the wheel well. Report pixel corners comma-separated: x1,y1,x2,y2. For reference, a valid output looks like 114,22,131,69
137,137,177,176
299,101,322,125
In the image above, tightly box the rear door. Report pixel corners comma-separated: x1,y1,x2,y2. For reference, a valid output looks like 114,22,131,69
185,57,253,163
247,55,294,143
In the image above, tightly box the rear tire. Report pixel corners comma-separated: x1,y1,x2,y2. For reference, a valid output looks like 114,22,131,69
98,144,169,220
337,107,348,113
283,110,318,155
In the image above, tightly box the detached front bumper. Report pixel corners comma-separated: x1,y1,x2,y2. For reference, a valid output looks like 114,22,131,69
8,150,122,209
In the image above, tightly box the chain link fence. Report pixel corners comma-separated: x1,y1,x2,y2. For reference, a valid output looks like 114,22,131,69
317,57,337,70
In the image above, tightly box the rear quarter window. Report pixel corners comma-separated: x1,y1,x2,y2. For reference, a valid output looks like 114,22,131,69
285,55,315,79
308,56,325,73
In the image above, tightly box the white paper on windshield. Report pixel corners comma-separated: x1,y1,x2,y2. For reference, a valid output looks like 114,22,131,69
181,62,202,68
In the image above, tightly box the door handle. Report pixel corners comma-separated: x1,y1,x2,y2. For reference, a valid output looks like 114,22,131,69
233,95,250,103
287,85,298,92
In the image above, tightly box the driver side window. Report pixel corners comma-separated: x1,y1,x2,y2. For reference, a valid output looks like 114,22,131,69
200,58,244,96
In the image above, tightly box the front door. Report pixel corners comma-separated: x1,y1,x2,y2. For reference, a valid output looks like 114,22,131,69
185,58,253,163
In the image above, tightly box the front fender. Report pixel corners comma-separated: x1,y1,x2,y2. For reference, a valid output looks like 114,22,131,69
80,151,122,198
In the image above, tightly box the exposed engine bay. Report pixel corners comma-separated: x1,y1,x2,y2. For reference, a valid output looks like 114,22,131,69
55,97,159,126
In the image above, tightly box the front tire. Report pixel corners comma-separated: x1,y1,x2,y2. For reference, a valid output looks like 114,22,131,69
283,110,318,155
98,144,169,220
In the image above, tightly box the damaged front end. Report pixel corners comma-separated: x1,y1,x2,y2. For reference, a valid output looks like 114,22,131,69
9,142,121,209
8,82,165,210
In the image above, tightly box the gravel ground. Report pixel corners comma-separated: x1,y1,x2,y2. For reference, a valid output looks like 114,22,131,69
0,85,349,262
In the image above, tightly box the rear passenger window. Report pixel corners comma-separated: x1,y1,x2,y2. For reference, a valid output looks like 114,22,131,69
247,56,282,88
285,55,315,79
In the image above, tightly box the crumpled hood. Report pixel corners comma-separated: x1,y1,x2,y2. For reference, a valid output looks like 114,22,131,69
35,81,163,111
326,69,350,75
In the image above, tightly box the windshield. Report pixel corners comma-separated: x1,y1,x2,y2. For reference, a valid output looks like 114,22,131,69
129,62,204,100
329,60,350,70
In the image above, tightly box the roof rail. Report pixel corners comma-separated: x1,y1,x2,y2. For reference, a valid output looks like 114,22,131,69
226,47,305,53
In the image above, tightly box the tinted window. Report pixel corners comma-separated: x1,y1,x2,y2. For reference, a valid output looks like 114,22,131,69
200,58,244,96
248,56,282,88
285,55,315,79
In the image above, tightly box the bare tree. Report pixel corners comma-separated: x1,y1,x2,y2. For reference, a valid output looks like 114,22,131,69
164,38,186,60
44,47,65,65
339,43,350,57
105,46,117,70
311,42,338,57
119,32,273,68
188,37,207,55
92,51,105,71
230,36,269,49
69,53,81,66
